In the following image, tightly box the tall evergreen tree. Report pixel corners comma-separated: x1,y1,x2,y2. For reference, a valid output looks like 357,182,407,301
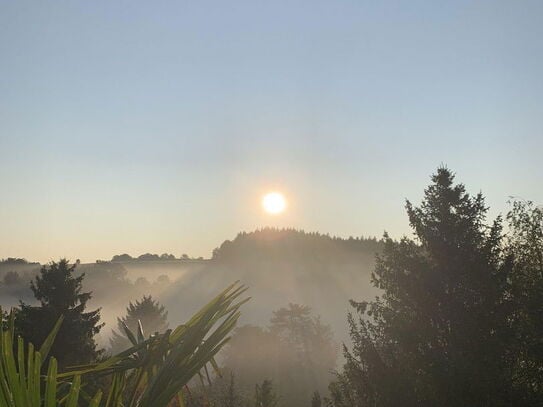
109,295,169,354
331,168,514,406
16,259,103,368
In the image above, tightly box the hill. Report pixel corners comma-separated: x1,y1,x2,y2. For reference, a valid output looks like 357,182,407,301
161,228,383,346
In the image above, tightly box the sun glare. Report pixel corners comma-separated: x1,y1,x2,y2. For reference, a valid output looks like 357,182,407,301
262,192,287,215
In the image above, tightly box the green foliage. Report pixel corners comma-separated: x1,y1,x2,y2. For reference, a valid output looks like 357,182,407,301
16,259,104,369
109,295,169,354
65,282,249,407
254,380,278,407
1,283,248,406
332,168,515,406
0,309,102,406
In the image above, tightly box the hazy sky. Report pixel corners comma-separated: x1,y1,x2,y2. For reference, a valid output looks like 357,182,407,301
1,1,542,262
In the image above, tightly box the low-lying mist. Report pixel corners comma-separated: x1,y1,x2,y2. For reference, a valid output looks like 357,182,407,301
0,229,382,352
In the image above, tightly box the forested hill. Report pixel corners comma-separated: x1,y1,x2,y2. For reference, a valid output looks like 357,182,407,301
212,228,382,264
162,229,384,346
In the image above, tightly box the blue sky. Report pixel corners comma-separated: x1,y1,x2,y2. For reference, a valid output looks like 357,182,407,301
1,0,542,262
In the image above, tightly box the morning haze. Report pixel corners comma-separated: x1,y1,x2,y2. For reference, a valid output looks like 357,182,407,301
1,1,542,406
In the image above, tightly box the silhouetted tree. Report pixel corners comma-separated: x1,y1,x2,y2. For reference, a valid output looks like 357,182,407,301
16,259,103,368
331,168,514,406
109,295,169,354
506,200,543,403
255,380,278,407
111,253,133,262
137,253,160,261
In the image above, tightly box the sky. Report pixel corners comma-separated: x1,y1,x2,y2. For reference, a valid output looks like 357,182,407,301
1,0,542,263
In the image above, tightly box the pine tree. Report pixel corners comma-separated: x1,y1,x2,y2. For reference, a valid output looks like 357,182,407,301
332,168,514,406
109,295,169,354
16,259,104,368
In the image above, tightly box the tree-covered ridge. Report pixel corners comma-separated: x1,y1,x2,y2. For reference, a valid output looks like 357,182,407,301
212,228,382,263
0,258,38,265
162,229,383,350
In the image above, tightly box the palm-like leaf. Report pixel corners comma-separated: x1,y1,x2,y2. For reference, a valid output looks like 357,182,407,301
0,283,247,406
63,282,249,407
0,309,100,407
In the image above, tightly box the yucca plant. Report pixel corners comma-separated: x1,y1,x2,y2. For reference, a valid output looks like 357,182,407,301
0,309,102,407
0,282,248,406
65,282,248,406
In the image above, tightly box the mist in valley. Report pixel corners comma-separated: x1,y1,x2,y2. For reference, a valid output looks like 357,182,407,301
0,229,382,405
0,229,381,351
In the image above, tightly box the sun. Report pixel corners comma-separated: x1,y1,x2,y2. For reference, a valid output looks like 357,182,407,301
262,192,287,215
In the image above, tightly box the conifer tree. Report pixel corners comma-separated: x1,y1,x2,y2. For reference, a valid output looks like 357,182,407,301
16,259,104,368
332,168,514,406
109,295,169,354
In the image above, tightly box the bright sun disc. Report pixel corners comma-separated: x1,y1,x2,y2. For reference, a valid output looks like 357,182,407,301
262,192,287,215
